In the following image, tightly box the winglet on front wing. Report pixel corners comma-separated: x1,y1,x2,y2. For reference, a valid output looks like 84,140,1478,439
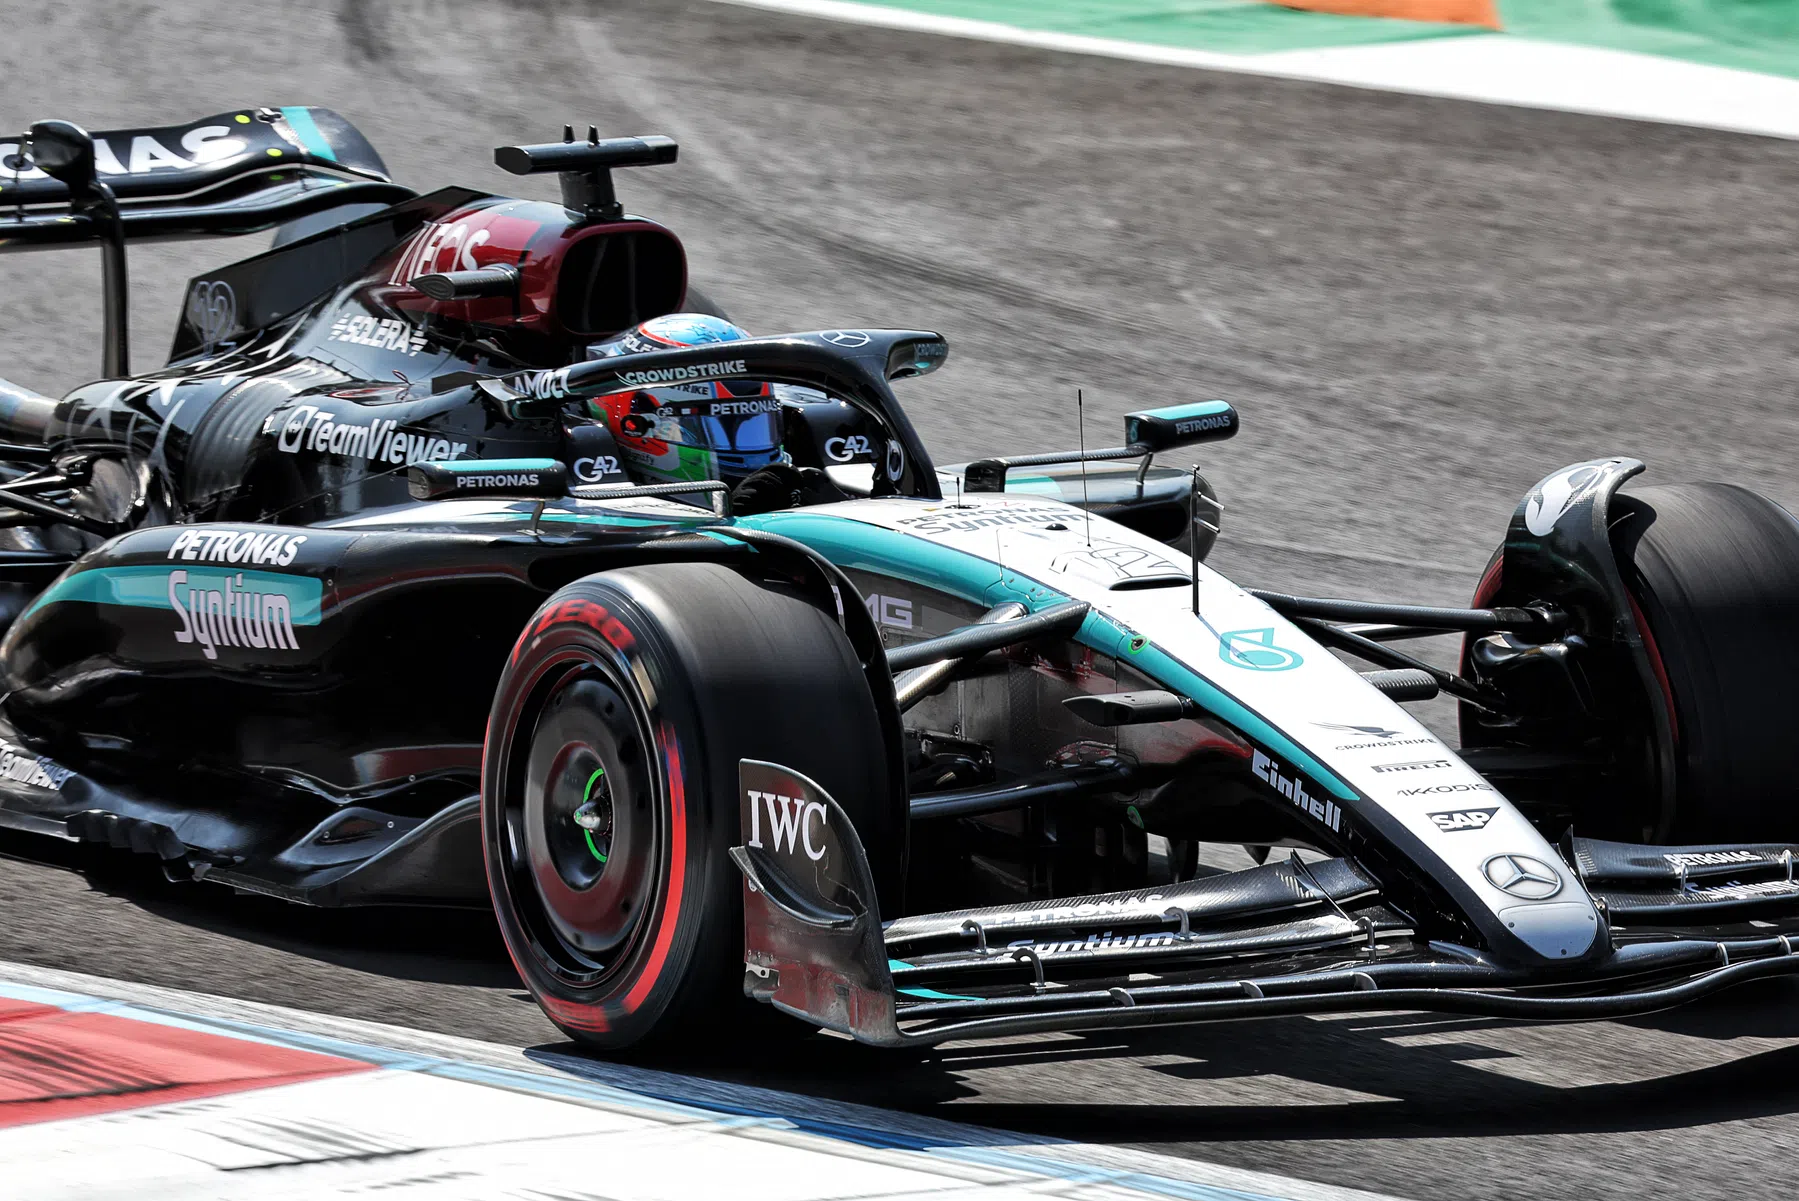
731,759,903,1045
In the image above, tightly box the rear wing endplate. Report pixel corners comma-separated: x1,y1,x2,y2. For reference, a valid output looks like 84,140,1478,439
0,106,412,251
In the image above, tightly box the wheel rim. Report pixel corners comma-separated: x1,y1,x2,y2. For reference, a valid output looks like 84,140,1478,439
505,659,664,985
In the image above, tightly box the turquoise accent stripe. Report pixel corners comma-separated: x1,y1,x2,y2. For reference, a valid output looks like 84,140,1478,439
542,510,715,529
887,959,977,1002
737,511,1063,609
438,458,559,474
1084,614,1355,802
1132,400,1233,421
1003,474,1063,496
278,106,337,162
741,510,1355,801
28,565,323,624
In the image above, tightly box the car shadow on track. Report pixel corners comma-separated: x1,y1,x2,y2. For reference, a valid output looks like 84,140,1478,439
14,825,1799,1149
585,977,1799,1145
0,830,519,992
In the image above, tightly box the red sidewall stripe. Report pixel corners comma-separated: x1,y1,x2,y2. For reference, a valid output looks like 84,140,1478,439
1626,590,1680,744
623,723,688,1014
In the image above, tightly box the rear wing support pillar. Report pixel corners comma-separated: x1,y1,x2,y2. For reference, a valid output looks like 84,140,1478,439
21,121,129,375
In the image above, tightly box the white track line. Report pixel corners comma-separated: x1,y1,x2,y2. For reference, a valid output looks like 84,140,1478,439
0,959,1407,1201
706,0,1799,140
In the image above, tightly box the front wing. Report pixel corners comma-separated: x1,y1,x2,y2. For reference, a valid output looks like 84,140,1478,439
735,760,1799,1046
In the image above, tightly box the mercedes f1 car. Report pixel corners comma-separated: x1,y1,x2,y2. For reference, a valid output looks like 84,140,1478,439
4,107,1799,1050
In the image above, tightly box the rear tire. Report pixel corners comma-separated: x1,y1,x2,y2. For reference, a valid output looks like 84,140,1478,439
1611,483,1799,840
482,561,898,1050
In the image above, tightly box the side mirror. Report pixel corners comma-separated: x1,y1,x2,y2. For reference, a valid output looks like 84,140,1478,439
24,120,97,194
884,335,948,380
1125,401,1238,452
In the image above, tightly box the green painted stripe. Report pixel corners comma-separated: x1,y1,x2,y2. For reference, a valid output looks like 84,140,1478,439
1498,0,1799,81
28,565,323,624
814,0,1488,53
765,0,1799,81
278,106,338,162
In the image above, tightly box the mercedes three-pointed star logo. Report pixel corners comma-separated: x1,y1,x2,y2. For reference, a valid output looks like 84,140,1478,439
823,330,871,347
1482,853,1563,900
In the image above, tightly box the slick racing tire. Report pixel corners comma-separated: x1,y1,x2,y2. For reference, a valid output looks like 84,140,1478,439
483,561,896,1051
1609,483,1799,841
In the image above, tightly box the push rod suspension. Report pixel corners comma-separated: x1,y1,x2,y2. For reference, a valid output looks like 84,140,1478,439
1249,590,1566,637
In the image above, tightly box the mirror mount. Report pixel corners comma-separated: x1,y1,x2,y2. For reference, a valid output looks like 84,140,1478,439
23,120,130,376
963,401,1238,493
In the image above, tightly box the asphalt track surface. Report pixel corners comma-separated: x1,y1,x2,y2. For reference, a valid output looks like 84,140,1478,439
3,2,1799,1199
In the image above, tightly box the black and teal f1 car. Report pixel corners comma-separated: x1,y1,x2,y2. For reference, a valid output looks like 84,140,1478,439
5,107,1799,1050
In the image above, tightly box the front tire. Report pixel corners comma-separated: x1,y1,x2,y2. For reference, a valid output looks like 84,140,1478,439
482,561,897,1050
1611,483,1799,840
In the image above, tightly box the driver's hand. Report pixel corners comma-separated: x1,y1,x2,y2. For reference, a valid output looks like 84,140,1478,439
730,464,845,516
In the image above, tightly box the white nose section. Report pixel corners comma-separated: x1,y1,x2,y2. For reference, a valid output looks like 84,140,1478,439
1498,901,1600,959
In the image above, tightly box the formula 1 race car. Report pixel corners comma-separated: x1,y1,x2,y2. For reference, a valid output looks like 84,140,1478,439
4,107,1799,1051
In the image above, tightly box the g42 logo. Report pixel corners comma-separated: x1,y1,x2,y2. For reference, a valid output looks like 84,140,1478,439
825,434,872,462
573,456,621,483
1218,627,1303,672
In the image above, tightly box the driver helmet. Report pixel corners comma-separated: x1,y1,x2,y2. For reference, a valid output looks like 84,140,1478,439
585,313,784,487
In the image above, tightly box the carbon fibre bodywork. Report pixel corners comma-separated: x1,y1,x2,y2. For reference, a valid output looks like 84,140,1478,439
7,107,1799,1047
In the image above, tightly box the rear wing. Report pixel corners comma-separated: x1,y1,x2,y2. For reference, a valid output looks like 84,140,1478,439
0,106,414,377
0,106,412,250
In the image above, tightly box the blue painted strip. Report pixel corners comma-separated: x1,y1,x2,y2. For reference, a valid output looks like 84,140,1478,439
27,564,323,624
0,975,1360,1201
278,106,338,161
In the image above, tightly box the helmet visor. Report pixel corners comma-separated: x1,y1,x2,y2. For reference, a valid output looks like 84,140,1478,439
692,411,779,454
